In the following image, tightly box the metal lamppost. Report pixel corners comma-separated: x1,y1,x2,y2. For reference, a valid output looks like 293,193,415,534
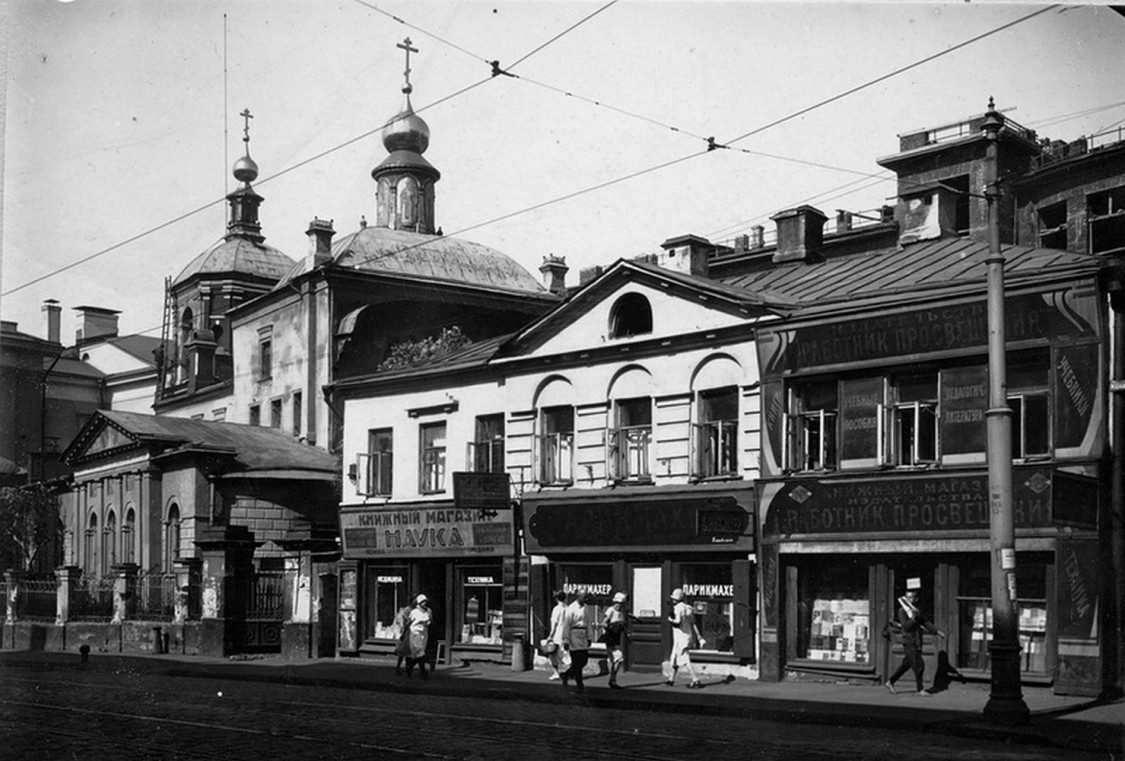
981,98,1030,726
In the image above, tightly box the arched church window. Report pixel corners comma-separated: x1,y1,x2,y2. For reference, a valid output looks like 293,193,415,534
104,510,117,572
398,176,418,227
165,504,181,573
609,293,653,339
85,511,99,578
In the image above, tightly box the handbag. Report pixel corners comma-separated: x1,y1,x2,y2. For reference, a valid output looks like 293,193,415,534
540,638,558,655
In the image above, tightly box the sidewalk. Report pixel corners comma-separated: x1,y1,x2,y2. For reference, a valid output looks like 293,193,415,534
2,649,1121,755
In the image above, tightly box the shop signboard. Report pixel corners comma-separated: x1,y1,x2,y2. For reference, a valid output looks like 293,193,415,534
452,472,511,511
340,506,514,558
763,465,1085,537
524,494,753,553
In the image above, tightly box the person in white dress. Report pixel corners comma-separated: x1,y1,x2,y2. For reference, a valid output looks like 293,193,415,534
407,593,433,679
666,588,702,689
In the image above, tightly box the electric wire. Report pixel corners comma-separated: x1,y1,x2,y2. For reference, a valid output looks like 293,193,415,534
505,0,619,71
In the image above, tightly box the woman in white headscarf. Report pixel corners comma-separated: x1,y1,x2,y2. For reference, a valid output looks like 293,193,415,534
407,593,433,679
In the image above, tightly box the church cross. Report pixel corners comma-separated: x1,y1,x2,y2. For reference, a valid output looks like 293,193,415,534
240,108,254,145
397,37,418,90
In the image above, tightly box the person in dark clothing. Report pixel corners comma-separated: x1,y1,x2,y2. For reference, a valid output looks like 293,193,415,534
884,587,944,696
925,649,966,694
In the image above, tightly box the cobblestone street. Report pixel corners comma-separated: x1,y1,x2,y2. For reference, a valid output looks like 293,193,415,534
1,659,1115,760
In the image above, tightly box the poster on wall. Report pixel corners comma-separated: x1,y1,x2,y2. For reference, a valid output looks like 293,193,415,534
1054,342,1099,450
939,365,987,455
838,377,882,463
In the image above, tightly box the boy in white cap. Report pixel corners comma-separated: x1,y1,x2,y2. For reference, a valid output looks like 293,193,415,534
885,578,943,695
666,588,703,689
603,591,628,689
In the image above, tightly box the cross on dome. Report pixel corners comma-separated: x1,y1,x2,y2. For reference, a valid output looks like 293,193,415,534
397,37,418,94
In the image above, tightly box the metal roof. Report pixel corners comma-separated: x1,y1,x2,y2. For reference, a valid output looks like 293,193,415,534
174,237,296,287
277,226,545,294
85,410,336,474
718,238,1099,314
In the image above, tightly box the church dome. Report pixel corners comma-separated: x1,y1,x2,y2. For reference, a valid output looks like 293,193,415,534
274,226,544,294
382,91,430,155
174,237,295,287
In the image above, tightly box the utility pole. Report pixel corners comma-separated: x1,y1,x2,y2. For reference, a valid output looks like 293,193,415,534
981,98,1030,726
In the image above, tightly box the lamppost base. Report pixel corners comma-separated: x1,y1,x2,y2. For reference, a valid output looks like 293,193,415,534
983,695,1031,726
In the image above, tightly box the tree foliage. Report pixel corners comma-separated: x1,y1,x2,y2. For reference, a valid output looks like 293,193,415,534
378,326,471,371
0,483,61,573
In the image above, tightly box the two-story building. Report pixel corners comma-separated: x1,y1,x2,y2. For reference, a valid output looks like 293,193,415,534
332,248,789,674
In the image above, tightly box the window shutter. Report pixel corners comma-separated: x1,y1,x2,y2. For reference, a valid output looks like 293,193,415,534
780,412,791,472
732,558,756,659
876,404,886,465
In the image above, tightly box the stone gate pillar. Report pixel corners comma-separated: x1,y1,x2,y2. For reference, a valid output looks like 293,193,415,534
173,557,202,623
55,566,81,625
195,525,257,657
281,552,313,658
111,563,140,624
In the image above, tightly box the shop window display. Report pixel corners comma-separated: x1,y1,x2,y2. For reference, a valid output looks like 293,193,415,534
557,563,614,643
956,562,1047,674
679,563,735,652
796,562,870,664
365,566,409,641
461,567,503,645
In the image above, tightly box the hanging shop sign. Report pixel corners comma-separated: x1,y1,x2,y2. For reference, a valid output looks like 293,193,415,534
453,472,511,511
340,505,514,559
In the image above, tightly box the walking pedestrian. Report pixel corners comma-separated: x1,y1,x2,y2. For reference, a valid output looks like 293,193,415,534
603,591,628,689
666,588,703,689
560,590,591,691
393,598,413,676
546,590,568,681
884,580,943,696
406,593,433,680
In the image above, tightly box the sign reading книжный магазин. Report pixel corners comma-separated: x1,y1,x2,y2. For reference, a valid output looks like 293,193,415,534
340,507,513,558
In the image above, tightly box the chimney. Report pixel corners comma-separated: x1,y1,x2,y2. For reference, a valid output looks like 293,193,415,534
658,234,711,277
836,210,853,233
750,225,765,249
771,206,827,264
733,234,749,253
538,255,569,296
896,186,960,245
42,299,61,344
73,306,120,345
306,217,335,271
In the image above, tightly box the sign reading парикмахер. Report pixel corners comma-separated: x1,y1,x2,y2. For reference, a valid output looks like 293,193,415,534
340,507,513,558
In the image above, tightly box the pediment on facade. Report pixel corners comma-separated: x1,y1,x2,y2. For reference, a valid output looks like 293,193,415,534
506,260,786,359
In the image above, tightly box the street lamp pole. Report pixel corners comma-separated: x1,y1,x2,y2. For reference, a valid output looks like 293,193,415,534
981,97,1030,726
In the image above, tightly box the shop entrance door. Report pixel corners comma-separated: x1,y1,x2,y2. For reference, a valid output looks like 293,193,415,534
883,564,940,689
628,565,664,669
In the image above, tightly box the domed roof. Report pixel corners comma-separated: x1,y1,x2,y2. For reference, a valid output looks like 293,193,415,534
275,226,544,294
174,237,296,287
382,91,430,154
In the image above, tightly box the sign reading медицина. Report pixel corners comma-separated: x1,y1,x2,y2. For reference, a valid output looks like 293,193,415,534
340,506,514,558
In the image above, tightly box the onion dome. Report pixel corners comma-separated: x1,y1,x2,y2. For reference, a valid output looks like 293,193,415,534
382,88,430,155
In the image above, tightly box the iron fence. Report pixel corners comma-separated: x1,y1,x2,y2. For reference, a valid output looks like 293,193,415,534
69,576,115,622
248,571,285,620
136,572,177,621
17,577,58,621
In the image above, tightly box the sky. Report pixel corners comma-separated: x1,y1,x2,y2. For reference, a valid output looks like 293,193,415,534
2,1,1124,342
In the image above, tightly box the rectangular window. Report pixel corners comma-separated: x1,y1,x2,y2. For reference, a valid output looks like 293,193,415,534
292,392,303,437
249,404,261,427
678,564,736,652
538,406,574,484
556,563,614,643
956,560,1048,674
1009,354,1050,459
470,414,505,473
611,397,652,481
459,565,504,645
786,381,838,471
270,398,282,429
259,337,272,380
419,422,447,494
694,387,739,477
796,562,871,665
1037,201,1067,250
358,428,393,497
884,373,938,466
364,566,409,641
1088,185,1125,255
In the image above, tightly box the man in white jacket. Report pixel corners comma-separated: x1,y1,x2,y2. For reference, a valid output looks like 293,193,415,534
559,590,591,691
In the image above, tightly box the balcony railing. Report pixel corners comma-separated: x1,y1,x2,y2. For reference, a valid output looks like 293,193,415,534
537,432,574,484
610,426,651,481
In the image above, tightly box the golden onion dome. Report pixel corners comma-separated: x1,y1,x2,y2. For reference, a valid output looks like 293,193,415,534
382,88,430,155
233,153,259,184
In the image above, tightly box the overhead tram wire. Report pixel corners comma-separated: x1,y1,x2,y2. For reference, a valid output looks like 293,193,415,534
4,5,1063,298
720,4,1057,148
505,0,619,71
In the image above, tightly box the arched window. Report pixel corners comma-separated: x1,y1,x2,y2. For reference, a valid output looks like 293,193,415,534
85,512,99,577
122,507,136,564
104,510,117,572
164,504,181,573
609,293,653,339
